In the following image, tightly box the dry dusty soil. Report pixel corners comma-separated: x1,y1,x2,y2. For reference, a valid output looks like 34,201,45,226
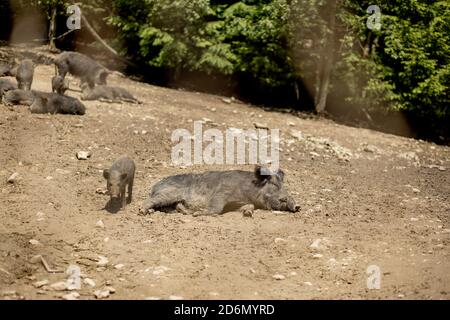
1,49,449,300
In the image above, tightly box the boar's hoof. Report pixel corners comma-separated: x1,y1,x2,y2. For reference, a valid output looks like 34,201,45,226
240,204,254,218
138,207,154,216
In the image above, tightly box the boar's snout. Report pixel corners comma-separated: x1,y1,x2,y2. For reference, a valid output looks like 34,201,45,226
280,196,300,212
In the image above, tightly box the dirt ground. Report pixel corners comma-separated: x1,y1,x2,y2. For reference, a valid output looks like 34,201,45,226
1,49,449,300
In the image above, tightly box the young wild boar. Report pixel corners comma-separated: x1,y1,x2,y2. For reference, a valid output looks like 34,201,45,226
103,155,136,210
55,51,109,89
2,89,36,106
140,166,300,216
51,75,69,95
80,83,140,104
30,93,86,115
16,59,34,90
0,63,14,77
0,78,18,96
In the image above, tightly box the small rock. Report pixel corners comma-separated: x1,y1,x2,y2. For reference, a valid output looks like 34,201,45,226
94,290,110,299
168,295,183,300
363,145,377,153
95,188,108,195
290,129,304,140
274,238,287,244
145,296,161,300
76,151,91,160
412,188,420,193
312,253,323,259
309,238,331,251
96,256,109,267
114,264,125,270
253,122,269,130
83,278,96,287
272,274,285,280
29,239,41,246
410,217,419,222
1,290,17,297
106,286,116,294
62,292,80,300
304,282,313,286
96,220,105,229
7,172,19,183
50,281,67,291
33,280,49,288
201,117,213,124
397,293,405,298
152,265,170,276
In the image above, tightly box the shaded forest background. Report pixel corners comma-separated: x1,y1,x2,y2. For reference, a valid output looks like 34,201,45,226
1,0,449,143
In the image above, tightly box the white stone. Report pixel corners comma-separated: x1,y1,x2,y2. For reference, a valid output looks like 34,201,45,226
83,278,96,287
272,274,285,280
62,292,80,300
50,281,67,291
97,256,109,267
33,280,49,288
94,290,110,299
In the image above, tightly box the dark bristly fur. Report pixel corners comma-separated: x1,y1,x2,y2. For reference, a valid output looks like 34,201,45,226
55,51,109,89
103,155,136,210
30,93,86,115
141,166,299,215
16,59,34,90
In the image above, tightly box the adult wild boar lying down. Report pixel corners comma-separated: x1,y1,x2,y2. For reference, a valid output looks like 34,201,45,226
140,166,300,216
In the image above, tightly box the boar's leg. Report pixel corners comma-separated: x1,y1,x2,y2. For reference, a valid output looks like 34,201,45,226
191,198,226,216
140,194,181,214
120,188,127,209
175,202,191,215
127,179,133,203
121,97,141,104
207,198,227,214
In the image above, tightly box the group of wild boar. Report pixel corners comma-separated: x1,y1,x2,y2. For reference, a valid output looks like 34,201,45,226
1,51,299,217
0,51,139,115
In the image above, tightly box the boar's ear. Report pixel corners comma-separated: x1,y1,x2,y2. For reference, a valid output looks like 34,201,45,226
103,169,110,180
254,165,271,184
276,169,285,182
120,173,128,180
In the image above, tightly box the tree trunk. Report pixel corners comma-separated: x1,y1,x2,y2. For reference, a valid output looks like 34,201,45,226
81,14,119,56
315,0,337,114
48,6,57,51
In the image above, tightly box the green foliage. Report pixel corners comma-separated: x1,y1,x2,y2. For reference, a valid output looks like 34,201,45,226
340,0,450,136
